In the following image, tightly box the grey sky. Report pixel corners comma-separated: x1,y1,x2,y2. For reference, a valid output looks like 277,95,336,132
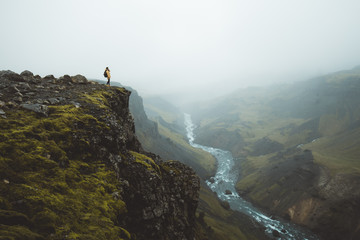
1,0,360,104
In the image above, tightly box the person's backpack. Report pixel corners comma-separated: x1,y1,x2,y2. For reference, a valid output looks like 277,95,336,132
103,70,107,78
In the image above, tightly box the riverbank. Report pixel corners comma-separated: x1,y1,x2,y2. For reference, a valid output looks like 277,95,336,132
185,113,319,240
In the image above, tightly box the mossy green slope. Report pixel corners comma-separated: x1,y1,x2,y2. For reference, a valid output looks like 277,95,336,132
0,105,127,239
0,95,131,239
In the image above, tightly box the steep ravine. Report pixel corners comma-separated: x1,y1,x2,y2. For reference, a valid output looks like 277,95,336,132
0,70,200,240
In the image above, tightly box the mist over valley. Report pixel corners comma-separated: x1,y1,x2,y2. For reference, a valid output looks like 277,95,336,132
2,1,360,239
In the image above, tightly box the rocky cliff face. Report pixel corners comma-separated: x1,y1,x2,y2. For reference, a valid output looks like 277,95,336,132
128,89,216,179
0,70,200,240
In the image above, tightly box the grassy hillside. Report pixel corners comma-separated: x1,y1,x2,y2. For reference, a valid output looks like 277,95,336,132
196,185,269,240
188,66,360,239
140,96,217,178
304,127,360,175
192,67,360,169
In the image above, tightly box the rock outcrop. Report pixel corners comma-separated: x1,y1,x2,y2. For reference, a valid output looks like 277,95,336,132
0,70,200,240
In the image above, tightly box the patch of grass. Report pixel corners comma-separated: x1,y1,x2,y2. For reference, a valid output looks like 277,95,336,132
0,225,44,240
81,88,126,109
197,186,263,240
82,90,111,108
303,129,360,175
129,151,160,174
157,123,216,174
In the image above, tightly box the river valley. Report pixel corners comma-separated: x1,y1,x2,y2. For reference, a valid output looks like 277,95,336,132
184,113,319,240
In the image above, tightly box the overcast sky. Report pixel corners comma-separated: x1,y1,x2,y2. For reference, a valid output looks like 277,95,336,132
1,0,360,104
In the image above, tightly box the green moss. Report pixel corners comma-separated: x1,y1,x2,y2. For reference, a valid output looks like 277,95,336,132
130,151,160,174
0,225,44,240
81,90,114,108
160,160,181,175
0,104,131,239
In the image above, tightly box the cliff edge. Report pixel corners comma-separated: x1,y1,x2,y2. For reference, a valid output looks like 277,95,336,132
0,70,200,240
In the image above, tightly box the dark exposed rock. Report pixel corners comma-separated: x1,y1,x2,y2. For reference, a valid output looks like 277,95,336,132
225,189,232,195
14,96,23,103
120,159,199,240
17,82,32,90
43,74,55,80
0,109,5,118
8,85,20,93
0,70,25,82
47,97,65,105
71,74,88,84
272,229,280,237
15,92,23,97
20,70,34,78
208,177,215,183
58,74,72,83
21,103,49,116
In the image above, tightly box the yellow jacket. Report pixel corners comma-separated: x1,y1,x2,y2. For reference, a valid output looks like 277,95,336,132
106,69,111,79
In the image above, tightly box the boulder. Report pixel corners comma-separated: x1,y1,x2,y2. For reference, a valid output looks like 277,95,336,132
0,70,24,82
44,75,55,80
21,103,49,116
225,189,232,195
58,75,72,83
8,86,20,93
14,96,23,103
208,177,215,184
20,70,34,77
47,97,65,105
71,74,88,84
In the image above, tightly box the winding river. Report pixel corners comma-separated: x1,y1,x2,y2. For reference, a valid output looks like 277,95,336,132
184,113,319,240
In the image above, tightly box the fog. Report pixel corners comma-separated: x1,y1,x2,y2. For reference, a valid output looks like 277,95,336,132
1,0,360,105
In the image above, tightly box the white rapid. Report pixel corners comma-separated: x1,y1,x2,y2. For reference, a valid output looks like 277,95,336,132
184,113,319,240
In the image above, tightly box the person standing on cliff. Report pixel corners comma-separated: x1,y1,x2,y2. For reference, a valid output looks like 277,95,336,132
104,67,111,86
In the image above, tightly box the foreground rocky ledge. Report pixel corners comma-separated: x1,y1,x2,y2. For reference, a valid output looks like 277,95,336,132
0,70,200,240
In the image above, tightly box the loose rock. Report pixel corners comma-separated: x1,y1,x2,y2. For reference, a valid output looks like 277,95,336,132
21,103,49,116
71,74,88,84
225,189,232,195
